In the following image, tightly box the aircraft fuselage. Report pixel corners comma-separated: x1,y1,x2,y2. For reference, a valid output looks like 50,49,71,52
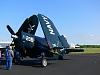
14,32,52,58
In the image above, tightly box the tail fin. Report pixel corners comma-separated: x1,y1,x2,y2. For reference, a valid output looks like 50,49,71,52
38,14,63,49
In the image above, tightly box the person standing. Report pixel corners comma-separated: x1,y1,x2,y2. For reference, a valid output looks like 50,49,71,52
5,46,14,70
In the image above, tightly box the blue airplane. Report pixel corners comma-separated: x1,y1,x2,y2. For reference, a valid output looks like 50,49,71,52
7,14,84,67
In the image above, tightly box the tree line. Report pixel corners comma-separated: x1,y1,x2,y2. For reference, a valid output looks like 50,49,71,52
80,45,100,48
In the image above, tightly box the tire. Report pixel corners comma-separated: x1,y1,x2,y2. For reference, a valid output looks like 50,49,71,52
41,58,47,67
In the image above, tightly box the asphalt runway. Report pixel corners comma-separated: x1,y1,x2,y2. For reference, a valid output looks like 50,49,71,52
0,54,100,75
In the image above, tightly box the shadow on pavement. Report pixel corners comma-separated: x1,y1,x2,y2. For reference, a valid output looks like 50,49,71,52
0,58,71,68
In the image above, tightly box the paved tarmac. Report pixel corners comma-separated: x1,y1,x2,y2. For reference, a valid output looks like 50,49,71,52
0,54,100,75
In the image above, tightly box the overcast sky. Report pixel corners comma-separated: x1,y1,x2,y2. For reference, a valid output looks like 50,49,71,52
0,0,100,44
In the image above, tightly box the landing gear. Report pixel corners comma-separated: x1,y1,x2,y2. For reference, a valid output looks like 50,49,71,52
13,51,23,64
58,49,65,60
41,58,47,67
40,53,47,67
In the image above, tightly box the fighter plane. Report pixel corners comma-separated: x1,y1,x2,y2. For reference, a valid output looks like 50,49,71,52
6,14,84,67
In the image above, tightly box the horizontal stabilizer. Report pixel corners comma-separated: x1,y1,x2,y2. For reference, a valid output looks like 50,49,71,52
67,48,84,52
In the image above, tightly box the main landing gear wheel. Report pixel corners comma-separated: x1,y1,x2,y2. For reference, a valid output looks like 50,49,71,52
41,52,47,67
41,58,47,67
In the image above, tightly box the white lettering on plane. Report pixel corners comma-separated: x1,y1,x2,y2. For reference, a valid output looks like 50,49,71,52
42,16,55,35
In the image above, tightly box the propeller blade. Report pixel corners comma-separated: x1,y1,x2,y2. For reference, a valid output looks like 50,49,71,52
7,25,15,35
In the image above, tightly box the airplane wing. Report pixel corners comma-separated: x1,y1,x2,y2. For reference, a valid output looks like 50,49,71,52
58,35,70,48
38,14,63,49
67,48,84,52
16,15,38,35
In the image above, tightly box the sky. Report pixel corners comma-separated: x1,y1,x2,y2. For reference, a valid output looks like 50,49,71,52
0,0,100,45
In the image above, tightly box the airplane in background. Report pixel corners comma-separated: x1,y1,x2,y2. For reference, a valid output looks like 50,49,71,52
6,14,84,67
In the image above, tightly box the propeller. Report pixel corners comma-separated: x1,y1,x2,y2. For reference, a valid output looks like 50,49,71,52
7,25,18,39
7,25,15,35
